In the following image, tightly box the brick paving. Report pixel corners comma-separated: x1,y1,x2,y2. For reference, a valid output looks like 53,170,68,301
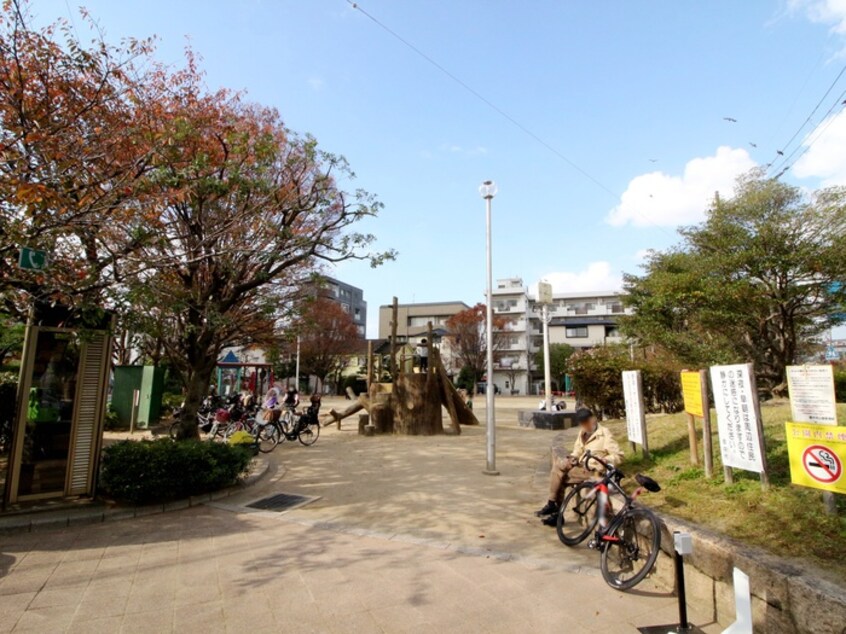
0,401,721,632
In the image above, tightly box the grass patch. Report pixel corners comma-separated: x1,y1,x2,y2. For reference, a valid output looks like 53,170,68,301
604,400,846,577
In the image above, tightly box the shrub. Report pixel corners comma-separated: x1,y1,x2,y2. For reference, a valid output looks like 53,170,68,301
160,392,184,414
100,438,251,505
567,346,630,418
103,406,124,431
566,345,684,418
836,371,846,403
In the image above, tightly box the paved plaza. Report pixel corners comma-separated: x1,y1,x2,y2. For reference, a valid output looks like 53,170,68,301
0,399,720,633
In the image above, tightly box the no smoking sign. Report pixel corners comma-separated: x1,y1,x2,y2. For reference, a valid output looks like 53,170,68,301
802,445,842,484
786,423,846,494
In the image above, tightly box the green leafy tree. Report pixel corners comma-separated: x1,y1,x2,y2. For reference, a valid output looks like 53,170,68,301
533,343,574,389
0,313,24,369
621,173,846,394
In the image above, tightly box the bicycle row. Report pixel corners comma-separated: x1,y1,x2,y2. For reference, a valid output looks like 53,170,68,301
168,390,322,451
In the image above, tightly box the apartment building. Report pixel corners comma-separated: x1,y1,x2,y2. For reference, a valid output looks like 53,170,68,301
490,278,632,395
322,276,367,337
377,301,470,343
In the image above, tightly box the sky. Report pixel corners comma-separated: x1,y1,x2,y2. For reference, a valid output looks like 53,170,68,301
36,0,846,337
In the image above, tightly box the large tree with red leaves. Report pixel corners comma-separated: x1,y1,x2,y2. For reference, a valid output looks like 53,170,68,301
295,297,361,393
445,304,508,393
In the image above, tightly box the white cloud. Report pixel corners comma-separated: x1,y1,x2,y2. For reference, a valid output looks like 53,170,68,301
790,0,846,35
537,261,622,294
607,146,756,227
793,110,846,186
307,77,325,91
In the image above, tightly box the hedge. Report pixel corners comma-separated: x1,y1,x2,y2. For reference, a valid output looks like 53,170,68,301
835,371,846,403
100,438,251,505
566,345,683,419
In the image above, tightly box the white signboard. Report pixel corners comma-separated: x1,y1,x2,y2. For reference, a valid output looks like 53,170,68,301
622,370,646,445
538,281,553,305
786,365,837,426
710,364,765,473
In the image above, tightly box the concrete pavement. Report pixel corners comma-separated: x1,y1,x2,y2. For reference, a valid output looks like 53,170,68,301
0,399,721,632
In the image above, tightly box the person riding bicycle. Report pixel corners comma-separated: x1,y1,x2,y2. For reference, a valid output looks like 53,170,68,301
536,407,623,526
283,386,300,409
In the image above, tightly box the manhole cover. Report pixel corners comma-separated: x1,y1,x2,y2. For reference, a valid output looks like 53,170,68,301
245,493,316,512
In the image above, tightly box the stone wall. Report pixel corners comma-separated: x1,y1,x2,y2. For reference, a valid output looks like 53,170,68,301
652,514,846,633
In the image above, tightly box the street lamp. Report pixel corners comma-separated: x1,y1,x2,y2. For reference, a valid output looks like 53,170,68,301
479,180,499,475
538,281,553,411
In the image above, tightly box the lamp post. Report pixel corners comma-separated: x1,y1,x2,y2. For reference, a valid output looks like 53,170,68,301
538,281,553,411
295,335,301,392
479,180,499,476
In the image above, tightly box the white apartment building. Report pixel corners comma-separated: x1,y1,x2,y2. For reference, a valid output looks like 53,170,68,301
490,278,632,395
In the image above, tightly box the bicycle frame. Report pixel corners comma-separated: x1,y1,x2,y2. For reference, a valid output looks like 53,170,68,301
583,456,649,551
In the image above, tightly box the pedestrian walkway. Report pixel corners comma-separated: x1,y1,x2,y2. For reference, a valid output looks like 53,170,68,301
0,410,721,632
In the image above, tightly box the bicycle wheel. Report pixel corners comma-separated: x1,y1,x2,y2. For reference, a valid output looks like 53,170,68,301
600,506,661,590
256,423,280,453
168,421,180,439
298,421,320,446
556,482,599,546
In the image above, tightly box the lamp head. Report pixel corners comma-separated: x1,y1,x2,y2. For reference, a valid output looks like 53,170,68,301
479,180,497,200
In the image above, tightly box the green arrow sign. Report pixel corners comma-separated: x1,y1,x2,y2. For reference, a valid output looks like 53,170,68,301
18,247,48,271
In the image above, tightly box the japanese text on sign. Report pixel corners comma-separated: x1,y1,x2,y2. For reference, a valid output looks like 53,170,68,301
710,364,764,473
785,422,846,494
786,365,837,426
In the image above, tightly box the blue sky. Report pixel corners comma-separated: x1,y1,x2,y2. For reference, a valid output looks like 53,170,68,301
38,1,846,336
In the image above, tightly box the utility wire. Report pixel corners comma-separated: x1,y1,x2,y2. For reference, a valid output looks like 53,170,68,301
766,61,846,175
344,0,619,201
772,90,846,179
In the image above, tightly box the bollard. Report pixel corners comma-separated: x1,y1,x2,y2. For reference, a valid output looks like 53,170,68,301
637,531,696,633
673,532,693,631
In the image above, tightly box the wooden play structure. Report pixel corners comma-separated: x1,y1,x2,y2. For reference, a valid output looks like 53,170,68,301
327,298,479,436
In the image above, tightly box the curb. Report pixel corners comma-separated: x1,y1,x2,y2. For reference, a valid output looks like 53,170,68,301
0,455,270,536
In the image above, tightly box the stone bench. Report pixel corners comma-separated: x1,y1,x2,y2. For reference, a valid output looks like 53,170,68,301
517,409,579,430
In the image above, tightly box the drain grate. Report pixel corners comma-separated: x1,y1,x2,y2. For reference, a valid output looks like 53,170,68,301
245,493,316,513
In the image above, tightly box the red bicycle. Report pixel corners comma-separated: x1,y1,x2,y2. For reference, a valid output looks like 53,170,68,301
555,450,663,590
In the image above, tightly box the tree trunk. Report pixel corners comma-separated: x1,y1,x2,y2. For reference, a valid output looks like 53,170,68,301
392,373,443,435
176,357,217,440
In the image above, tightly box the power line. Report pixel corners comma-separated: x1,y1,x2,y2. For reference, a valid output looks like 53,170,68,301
766,61,846,175
344,0,619,201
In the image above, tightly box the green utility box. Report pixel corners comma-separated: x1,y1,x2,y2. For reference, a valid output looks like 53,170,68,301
111,366,165,428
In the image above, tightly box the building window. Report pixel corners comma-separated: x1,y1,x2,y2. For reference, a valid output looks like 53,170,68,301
566,327,588,338
354,308,361,318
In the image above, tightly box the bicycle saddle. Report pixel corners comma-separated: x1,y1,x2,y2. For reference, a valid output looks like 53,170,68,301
635,473,661,493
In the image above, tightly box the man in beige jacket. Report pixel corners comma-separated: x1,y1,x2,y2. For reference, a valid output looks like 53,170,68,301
536,408,624,526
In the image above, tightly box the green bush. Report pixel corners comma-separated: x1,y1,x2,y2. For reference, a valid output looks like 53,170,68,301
100,438,251,505
835,371,846,403
103,406,124,431
567,346,630,418
566,345,684,418
160,392,184,414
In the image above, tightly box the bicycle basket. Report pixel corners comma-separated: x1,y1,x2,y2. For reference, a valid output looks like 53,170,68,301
635,473,661,493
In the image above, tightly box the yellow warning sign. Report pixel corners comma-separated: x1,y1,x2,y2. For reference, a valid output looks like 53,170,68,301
680,371,704,418
785,422,846,494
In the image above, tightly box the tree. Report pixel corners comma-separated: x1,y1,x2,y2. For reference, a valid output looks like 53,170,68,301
533,343,575,390
126,76,392,437
622,173,846,394
445,304,508,392
296,297,361,393
0,312,24,368
0,1,160,318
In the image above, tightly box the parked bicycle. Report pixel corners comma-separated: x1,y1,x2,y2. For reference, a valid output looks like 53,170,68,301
555,450,662,590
